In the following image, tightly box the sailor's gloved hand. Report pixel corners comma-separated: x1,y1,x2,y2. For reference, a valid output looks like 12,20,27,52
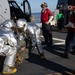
45,16,54,25
65,22,74,28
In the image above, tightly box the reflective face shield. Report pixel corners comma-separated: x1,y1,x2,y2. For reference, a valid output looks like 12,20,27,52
18,26,25,33
17,19,27,33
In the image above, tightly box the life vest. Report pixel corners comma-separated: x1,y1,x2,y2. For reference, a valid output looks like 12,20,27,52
41,8,53,24
66,13,75,32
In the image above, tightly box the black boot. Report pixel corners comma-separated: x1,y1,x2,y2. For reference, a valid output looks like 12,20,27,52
47,42,52,47
39,53,46,60
61,53,68,59
70,51,75,55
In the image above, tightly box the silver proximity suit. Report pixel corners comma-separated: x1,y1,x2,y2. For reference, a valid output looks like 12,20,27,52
0,20,17,66
16,19,27,50
27,22,44,54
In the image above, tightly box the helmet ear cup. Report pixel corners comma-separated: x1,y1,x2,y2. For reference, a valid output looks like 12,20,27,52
41,4,43,8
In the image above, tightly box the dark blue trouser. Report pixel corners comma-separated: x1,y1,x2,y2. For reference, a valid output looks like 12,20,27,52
42,23,52,45
65,30,75,53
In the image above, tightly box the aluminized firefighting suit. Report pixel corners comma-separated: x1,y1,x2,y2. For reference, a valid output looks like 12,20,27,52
0,20,17,67
17,19,44,58
16,19,29,61
16,19,28,50
26,22,44,55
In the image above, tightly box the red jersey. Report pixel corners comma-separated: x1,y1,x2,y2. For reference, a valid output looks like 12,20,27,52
41,8,53,24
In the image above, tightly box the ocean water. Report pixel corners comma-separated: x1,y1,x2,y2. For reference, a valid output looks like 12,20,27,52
32,13,41,23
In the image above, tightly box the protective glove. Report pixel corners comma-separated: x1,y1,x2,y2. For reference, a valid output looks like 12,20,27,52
46,16,54,24
45,21,49,24
65,22,75,28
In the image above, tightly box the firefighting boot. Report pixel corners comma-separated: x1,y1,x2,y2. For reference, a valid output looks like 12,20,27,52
2,64,17,74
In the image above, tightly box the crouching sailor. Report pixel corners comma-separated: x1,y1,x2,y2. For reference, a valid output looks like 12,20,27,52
0,20,17,74
15,19,29,65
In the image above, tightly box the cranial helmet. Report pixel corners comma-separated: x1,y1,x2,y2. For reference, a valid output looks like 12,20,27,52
41,2,48,7
2,20,15,28
17,19,27,28
68,5,73,10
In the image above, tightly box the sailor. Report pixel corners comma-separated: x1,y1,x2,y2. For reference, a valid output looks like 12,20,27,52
40,2,54,46
0,20,17,74
56,9,64,31
17,16,45,59
28,23,45,59
62,6,75,58
16,19,29,64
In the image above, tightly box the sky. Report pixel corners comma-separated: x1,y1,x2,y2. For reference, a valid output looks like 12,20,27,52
17,0,58,13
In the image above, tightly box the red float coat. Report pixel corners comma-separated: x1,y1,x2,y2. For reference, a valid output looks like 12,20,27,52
41,8,53,24
67,13,75,32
